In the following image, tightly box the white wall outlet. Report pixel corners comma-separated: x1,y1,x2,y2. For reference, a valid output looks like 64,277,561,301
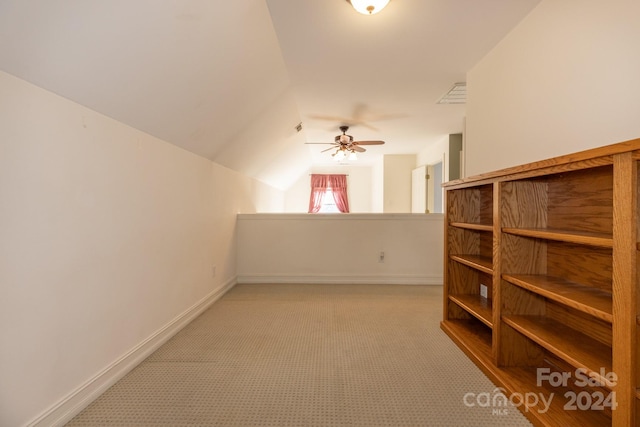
212,265,217,278
480,283,488,299
379,251,385,263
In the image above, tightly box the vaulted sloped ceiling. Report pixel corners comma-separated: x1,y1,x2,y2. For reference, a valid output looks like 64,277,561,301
0,0,540,190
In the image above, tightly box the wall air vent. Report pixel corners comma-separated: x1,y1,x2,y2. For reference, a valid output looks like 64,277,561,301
437,82,466,104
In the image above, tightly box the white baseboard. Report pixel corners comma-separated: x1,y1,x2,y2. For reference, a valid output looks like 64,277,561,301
29,277,237,427
236,274,442,285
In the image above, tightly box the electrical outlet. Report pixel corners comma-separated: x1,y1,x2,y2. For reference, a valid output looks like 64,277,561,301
379,251,385,263
480,284,488,299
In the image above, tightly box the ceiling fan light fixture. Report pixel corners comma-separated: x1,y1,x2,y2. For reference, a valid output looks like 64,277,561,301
308,125,384,161
347,0,390,15
333,149,346,161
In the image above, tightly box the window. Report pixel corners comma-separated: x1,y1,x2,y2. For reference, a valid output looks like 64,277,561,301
318,187,340,213
308,174,350,213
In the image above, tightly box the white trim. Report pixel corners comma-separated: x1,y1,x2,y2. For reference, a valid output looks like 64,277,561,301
237,213,444,221
28,277,237,427
237,274,442,285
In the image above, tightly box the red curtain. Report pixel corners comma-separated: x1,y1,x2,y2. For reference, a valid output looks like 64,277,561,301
308,174,329,213
308,174,350,213
329,174,349,213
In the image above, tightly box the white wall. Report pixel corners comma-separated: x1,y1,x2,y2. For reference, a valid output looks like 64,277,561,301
284,165,373,212
465,0,640,176
417,135,448,176
237,213,444,285
371,157,384,212
0,71,282,427
383,154,416,213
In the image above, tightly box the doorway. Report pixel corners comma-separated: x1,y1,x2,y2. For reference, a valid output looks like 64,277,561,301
411,161,443,214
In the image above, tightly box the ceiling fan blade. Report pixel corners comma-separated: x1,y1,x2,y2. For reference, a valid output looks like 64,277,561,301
352,145,366,153
321,147,337,153
366,113,408,122
305,142,336,145
308,114,352,123
354,140,385,145
354,122,379,131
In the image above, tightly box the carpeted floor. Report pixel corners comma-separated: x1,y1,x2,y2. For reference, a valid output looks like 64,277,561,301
66,284,532,426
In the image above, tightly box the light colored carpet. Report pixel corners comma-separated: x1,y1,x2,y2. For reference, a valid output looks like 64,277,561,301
66,284,532,426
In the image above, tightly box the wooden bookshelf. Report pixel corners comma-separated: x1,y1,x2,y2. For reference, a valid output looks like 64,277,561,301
441,138,640,426
501,227,613,248
502,315,614,388
502,274,612,323
497,366,613,427
442,319,613,426
440,319,493,362
449,254,492,274
448,294,492,327
449,221,493,232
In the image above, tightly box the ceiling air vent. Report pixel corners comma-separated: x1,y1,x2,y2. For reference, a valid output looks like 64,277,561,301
437,82,466,104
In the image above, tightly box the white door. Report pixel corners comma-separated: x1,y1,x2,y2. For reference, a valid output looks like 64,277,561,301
426,164,435,213
411,166,428,213
432,162,443,213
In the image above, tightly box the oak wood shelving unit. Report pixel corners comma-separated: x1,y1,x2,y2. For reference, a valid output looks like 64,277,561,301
441,139,640,426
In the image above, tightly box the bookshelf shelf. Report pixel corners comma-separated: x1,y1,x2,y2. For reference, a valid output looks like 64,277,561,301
502,227,613,248
502,274,612,323
449,221,493,232
450,254,493,274
448,294,493,327
502,315,613,388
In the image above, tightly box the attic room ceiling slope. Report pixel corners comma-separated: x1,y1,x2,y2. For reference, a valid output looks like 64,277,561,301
0,0,540,190
0,0,297,189
266,0,541,166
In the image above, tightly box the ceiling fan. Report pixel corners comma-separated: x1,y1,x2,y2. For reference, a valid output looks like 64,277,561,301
306,125,385,160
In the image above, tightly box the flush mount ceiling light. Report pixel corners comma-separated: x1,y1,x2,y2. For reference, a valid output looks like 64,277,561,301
347,0,390,15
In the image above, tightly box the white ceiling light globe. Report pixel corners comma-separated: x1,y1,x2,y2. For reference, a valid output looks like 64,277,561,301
348,0,390,15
